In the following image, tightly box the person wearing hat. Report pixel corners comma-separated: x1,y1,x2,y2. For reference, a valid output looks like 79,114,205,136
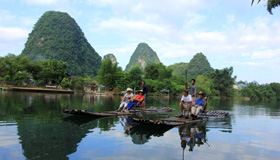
125,90,145,112
191,91,207,120
191,124,204,148
116,88,134,112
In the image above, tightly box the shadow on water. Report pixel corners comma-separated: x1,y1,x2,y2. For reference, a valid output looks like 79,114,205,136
119,115,174,145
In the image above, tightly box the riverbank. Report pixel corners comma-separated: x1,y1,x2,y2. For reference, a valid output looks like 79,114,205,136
1,86,74,94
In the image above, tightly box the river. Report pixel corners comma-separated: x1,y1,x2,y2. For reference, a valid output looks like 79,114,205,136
0,91,279,160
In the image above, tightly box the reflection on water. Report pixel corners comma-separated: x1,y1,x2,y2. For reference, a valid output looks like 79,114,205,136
0,91,280,160
179,123,208,153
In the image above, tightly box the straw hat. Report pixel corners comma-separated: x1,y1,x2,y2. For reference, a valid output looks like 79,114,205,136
126,88,133,92
138,90,143,93
198,91,204,95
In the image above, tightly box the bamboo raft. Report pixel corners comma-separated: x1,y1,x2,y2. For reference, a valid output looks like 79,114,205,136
132,110,229,126
62,107,173,117
132,117,202,126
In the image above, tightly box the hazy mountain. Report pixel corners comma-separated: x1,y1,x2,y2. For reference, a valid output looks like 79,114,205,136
187,53,214,81
104,53,117,64
168,62,189,78
125,43,160,71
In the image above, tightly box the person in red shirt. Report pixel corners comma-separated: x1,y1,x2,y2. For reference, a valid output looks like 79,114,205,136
124,90,145,112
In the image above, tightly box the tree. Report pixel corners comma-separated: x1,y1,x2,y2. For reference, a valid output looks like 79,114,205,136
144,63,173,81
144,63,160,80
0,54,33,84
240,83,277,100
252,0,280,14
97,58,119,90
128,66,143,90
207,67,236,97
196,75,215,96
69,76,84,90
270,83,280,99
14,71,31,85
60,78,71,89
115,71,130,91
36,59,67,84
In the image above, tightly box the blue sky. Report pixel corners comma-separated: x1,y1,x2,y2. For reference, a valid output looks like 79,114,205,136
0,0,279,84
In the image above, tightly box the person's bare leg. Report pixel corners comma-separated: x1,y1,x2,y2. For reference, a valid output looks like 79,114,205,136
186,103,191,118
179,102,184,115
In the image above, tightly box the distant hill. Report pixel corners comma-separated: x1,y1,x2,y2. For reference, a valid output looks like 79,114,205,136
252,80,259,85
104,53,117,64
187,53,213,81
21,11,101,77
168,62,189,78
125,43,160,71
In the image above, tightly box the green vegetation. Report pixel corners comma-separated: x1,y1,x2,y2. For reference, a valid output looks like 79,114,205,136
34,59,68,84
193,67,236,97
0,54,67,85
207,67,236,97
142,63,185,95
168,62,189,85
0,54,88,91
21,11,101,77
252,0,280,14
125,43,161,71
239,82,279,100
168,62,188,77
0,55,32,85
144,63,173,80
97,58,119,90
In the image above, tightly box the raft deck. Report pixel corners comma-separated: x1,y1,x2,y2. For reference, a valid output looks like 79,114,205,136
132,110,229,126
62,107,173,117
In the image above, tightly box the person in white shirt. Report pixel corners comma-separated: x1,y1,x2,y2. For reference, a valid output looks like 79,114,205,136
178,90,192,118
116,88,134,112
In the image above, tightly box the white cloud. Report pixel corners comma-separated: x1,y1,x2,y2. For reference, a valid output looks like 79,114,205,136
251,49,280,60
240,62,266,67
226,14,236,23
0,26,29,42
0,26,29,55
21,0,67,5
0,10,15,24
92,18,168,40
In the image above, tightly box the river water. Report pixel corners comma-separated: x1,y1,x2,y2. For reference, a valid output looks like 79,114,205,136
0,91,279,160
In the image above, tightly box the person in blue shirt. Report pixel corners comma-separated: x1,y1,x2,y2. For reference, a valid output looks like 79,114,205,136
191,91,208,120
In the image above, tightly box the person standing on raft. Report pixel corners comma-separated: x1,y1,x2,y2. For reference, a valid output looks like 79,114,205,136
185,79,198,102
142,81,147,110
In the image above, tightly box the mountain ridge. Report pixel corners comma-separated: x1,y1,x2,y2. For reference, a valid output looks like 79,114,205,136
21,11,101,77
125,43,161,71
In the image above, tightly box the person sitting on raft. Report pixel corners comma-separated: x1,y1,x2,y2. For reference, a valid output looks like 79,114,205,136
191,91,208,120
116,88,134,112
124,90,145,112
178,90,192,119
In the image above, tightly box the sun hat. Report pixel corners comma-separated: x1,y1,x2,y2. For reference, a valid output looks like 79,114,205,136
198,91,204,95
127,88,133,92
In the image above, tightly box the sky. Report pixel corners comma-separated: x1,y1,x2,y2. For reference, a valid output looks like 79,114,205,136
0,0,279,84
